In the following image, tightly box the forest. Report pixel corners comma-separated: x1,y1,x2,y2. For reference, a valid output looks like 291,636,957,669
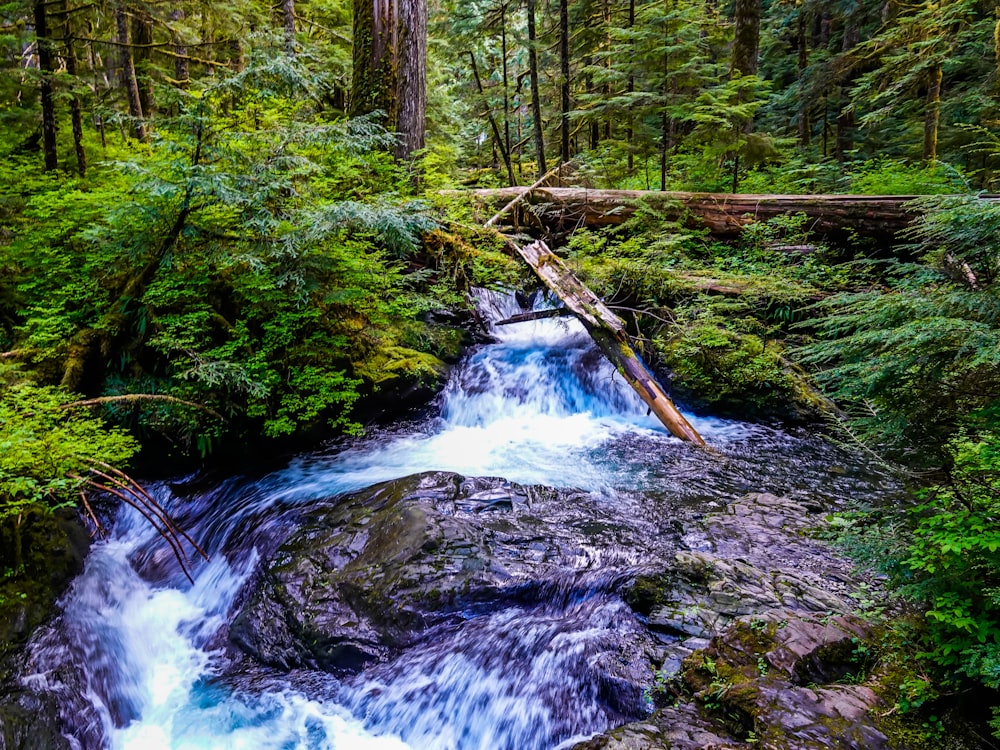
2,0,1000,746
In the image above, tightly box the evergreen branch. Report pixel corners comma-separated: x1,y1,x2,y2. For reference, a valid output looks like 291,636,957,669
65,394,223,420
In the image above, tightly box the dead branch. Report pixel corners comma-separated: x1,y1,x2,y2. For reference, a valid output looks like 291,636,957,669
91,460,209,563
66,394,223,420
495,308,573,326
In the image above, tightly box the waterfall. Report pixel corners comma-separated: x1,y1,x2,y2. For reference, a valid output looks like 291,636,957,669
17,290,894,749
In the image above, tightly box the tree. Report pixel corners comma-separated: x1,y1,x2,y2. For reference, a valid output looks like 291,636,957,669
350,0,428,159
731,0,761,78
527,0,547,175
849,0,978,162
31,0,58,169
559,0,571,164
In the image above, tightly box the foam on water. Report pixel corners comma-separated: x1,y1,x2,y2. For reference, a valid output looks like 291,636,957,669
23,289,784,750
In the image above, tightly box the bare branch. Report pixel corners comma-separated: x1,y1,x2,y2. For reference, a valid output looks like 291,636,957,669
65,394,223,420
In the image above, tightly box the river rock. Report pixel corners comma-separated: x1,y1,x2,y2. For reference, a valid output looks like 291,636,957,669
0,510,89,750
230,471,658,678
627,493,858,643
0,687,72,750
581,492,891,750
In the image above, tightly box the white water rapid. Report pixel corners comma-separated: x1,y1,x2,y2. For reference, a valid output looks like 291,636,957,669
19,290,895,750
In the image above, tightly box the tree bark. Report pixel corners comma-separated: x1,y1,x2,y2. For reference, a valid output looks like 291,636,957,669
513,239,704,445
527,0,546,176
730,0,760,77
626,0,635,172
351,0,426,160
461,186,939,242
797,11,810,147
283,0,297,52
469,52,516,185
116,3,147,141
133,9,155,119
730,0,759,193
585,55,598,150
835,8,860,161
63,12,86,177
170,9,189,87
500,4,512,162
351,0,398,122
559,0,570,164
33,0,58,170
923,64,942,163
394,0,426,159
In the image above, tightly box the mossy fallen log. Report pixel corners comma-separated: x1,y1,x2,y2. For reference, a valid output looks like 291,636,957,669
512,239,705,445
462,187,992,240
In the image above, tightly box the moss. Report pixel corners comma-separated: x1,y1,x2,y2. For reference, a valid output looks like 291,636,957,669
623,573,677,616
0,509,89,657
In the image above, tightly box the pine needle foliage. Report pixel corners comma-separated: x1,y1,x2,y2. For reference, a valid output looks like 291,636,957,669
798,195,1000,457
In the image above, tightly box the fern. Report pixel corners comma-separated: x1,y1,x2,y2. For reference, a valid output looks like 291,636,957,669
798,195,1000,453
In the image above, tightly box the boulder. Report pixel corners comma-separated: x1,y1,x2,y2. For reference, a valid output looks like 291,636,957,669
230,471,645,675
588,492,891,749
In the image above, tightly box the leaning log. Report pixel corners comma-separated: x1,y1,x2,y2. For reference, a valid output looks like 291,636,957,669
462,187,996,241
511,239,705,445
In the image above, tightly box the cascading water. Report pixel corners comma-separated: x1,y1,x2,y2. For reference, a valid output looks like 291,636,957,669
18,290,898,750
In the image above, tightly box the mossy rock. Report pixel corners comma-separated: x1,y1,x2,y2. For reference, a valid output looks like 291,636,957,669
0,689,71,750
0,509,89,654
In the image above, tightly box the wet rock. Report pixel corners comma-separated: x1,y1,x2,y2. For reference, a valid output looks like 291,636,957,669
0,688,71,750
0,510,90,647
570,721,669,749
762,612,871,685
0,511,89,750
571,703,742,750
230,471,650,676
594,493,891,750
628,493,858,645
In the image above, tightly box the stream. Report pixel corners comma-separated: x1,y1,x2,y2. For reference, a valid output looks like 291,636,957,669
18,290,898,750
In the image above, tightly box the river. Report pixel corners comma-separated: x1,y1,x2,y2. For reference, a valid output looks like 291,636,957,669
19,290,897,749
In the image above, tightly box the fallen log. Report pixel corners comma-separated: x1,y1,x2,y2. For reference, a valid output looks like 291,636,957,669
494,308,573,326
462,187,999,241
484,164,567,228
511,238,705,445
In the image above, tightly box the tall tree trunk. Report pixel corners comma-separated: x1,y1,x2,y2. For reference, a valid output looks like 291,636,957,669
923,64,942,162
63,12,86,177
351,0,398,122
602,0,611,142
834,9,859,162
626,0,635,172
133,10,155,118
351,0,426,160
730,0,760,77
527,0,546,176
170,9,189,87
797,11,810,147
500,4,512,161
559,0,570,165
283,0,297,52
469,52,516,185
730,0,759,192
660,112,668,191
395,0,426,159
86,25,107,148
116,3,147,141
585,56,598,150
33,0,58,170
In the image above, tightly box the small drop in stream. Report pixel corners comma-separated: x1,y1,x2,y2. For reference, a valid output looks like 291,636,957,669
18,290,898,749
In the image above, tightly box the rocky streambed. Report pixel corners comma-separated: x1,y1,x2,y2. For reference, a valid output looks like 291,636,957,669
219,470,891,750
1,291,910,749
0,467,902,750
